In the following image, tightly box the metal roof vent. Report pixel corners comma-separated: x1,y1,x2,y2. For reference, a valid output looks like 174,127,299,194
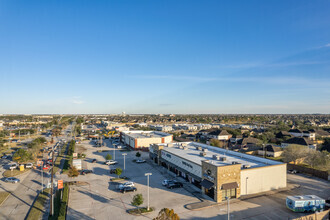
202,148,208,152
220,157,227,161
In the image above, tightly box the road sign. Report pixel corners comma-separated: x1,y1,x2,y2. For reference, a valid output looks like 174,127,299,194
58,180,63,189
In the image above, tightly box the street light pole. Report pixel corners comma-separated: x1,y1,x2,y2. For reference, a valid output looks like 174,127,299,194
113,146,116,160
226,196,230,220
145,173,152,211
122,153,127,176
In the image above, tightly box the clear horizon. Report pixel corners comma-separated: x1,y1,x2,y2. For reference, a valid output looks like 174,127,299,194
1,1,330,114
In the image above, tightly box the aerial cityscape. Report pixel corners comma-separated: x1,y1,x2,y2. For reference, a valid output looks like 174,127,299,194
0,1,329,220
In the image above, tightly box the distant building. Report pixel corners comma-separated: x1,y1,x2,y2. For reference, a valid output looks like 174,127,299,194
258,144,283,158
288,129,316,141
208,130,232,141
120,130,173,150
281,137,317,149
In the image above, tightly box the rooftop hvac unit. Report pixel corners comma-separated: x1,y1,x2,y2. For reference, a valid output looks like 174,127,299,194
232,161,240,165
213,154,220,160
197,147,202,151
202,148,208,152
200,152,206,157
183,147,187,150
242,165,251,169
220,157,227,161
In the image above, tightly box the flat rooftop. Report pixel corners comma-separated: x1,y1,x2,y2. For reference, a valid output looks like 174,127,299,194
161,142,283,168
123,131,171,139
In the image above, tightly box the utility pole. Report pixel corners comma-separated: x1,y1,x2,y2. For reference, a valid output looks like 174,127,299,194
145,173,152,211
50,143,55,216
42,161,44,193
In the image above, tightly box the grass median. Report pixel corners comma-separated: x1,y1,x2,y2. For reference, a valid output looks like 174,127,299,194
26,188,50,220
0,192,10,206
3,168,30,177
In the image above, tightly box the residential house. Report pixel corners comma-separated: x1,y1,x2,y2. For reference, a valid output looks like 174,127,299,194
258,144,283,158
281,137,317,150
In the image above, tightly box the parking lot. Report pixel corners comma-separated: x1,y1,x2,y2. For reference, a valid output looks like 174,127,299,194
66,139,330,220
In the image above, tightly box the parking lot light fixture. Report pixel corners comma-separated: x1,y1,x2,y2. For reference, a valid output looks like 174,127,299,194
122,153,127,175
225,196,230,220
145,173,152,211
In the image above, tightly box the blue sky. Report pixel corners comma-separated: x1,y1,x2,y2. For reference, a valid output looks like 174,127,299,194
0,0,330,114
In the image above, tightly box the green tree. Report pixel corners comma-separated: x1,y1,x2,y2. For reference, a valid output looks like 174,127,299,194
13,149,33,163
105,153,112,160
115,168,122,178
153,208,180,220
131,194,144,207
136,152,141,158
282,145,309,165
209,139,224,148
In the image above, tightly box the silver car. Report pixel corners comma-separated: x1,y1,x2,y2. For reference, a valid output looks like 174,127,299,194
5,177,20,183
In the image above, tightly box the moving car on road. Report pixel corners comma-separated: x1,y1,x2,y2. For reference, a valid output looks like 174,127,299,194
120,186,137,193
5,177,20,183
136,159,146,163
167,182,183,189
105,160,118,165
118,181,134,189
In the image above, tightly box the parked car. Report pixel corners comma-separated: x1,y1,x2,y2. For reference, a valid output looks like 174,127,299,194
9,164,17,170
120,186,137,193
118,181,135,189
1,155,8,159
136,159,146,163
105,160,118,165
162,179,177,186
25,163,33,169
288,170,299,174
167,182,183,189
110,168,117,174
5,177,20,183
116,145,122,149
81,169,93,175
92,159,97,163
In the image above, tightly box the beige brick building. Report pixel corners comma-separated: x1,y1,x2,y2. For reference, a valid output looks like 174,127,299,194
150,142,287,202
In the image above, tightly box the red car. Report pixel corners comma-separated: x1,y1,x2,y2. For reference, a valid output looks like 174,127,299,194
42,165,50,170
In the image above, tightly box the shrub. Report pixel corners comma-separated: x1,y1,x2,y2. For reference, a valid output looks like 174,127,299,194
131,194,143,207
68,166,79,177
105,153,112,160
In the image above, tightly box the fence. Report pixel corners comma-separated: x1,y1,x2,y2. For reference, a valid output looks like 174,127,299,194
287,164,330,180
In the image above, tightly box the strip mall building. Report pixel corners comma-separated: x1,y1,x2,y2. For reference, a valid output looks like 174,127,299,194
120,131,173,150
149,142,286,202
